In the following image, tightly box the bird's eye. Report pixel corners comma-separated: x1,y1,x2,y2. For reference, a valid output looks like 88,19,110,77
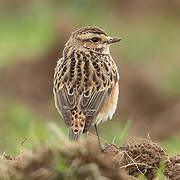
91,37,99,43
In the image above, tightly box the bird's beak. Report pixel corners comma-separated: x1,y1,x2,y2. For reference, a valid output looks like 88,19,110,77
107,37,122,44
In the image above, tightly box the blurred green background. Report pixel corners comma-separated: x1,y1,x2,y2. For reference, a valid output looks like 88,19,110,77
0,0,180,156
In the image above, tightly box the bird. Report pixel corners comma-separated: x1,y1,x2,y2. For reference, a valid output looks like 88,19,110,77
53,26,121,145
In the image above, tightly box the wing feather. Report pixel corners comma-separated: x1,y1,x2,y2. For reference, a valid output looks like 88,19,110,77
54,86,76,127
78,87,113,132
54,85,113,132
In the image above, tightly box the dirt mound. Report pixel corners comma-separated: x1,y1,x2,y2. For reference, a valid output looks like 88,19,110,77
165,155,180,179
104,139,167,179
0,138,179,180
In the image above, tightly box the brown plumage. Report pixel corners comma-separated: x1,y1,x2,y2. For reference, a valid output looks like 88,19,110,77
53,26,121,141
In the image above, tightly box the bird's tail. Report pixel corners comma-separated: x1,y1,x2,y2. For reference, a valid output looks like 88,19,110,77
69,128,82,141
69,109,86,141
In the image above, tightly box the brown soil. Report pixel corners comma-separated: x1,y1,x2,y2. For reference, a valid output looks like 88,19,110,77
0,138,179,180
165,155,180,179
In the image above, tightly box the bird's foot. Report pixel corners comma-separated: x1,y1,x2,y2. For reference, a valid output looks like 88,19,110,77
99,143,111,152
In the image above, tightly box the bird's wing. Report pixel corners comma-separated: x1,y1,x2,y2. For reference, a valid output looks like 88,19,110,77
54,84,113,129
78,86,113,132
53,57,76,127
54,85,76,127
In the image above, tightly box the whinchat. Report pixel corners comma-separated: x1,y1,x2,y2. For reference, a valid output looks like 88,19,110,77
53,26,121,143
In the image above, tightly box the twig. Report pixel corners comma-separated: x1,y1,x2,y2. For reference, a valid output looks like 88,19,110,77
119,150,153,176
20,138,28,153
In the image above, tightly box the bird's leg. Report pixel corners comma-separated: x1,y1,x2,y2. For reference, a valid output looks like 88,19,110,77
94,124,104,151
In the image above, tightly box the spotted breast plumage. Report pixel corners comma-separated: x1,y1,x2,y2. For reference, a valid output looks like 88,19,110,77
53,26,121,142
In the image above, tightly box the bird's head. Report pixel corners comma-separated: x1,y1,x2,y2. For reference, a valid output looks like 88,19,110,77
65,26,122,54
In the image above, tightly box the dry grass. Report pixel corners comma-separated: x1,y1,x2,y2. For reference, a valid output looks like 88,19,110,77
0,135,180,180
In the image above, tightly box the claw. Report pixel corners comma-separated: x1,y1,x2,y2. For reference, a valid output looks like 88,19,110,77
100,143,111,152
